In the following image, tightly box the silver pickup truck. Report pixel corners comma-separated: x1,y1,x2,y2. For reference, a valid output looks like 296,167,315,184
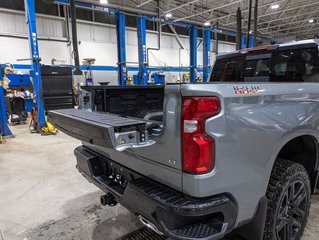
49,39,319,240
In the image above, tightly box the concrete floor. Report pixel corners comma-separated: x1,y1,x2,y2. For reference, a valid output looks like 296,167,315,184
1,124,319,240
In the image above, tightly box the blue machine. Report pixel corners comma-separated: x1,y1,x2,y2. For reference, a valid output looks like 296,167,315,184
7,74,31,87
151,73,165,84
0,68,13,137
6,73,34,113
133,75,139,85
24,0,46,130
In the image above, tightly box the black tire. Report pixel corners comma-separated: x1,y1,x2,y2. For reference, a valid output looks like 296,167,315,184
263,159,311,240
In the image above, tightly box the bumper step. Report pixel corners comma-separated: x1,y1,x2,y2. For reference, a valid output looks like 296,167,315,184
172,222,226,239
75,146,237,240
118,227,167,240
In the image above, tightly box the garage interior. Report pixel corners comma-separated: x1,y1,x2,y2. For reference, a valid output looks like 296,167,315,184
1,0,319,240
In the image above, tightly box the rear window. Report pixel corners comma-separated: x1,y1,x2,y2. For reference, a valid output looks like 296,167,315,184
210,47,319,82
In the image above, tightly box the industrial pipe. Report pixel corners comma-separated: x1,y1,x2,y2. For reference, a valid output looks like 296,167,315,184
246,0,253,48
214,21,219,55
253,0,258,47
147,0,162,68
70,0,82,75
236,7,242,50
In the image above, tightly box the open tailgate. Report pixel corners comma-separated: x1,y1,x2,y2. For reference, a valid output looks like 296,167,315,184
48,109,154,151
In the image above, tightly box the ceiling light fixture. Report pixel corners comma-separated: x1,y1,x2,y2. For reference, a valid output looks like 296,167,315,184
204,21,211,26
100,0,108,4
165,13,172,18
271,4,279,9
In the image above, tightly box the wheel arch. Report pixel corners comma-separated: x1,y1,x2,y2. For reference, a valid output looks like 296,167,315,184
268,134,319,193
239,133,318,240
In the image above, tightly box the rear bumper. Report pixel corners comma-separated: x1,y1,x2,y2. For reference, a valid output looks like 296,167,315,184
75,145,237,240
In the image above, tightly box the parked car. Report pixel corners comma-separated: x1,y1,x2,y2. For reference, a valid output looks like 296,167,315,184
49,39,319,240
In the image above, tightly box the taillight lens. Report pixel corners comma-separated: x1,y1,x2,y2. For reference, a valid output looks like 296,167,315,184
182,97,220,174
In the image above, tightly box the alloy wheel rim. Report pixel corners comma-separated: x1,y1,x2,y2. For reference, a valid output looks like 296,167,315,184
275,180,307,240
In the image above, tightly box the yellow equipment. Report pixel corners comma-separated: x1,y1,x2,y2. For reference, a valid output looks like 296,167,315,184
41,121,58,135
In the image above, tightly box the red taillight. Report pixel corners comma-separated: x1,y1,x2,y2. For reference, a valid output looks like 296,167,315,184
239,44,279,54
182,97,220,175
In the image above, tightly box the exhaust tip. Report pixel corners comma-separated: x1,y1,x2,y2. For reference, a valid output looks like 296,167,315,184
138,215,163,235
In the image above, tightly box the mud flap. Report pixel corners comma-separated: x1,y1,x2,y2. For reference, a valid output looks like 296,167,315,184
236,196,268,240
48,109,155,151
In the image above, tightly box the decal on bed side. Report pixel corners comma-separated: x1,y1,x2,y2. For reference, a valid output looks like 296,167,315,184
233,86,263,95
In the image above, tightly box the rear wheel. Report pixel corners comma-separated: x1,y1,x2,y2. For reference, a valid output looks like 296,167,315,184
263,159,311,240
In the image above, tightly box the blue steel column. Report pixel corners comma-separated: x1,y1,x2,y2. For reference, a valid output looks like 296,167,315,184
0,70,12,137
24,0,46,130
249,36,254,48
189,26,198,83
137,16,148,85
116,13,127,86
241,35,246,49
203,28,211,82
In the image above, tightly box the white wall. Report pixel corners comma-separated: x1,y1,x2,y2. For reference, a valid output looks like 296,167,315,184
0,8,236,85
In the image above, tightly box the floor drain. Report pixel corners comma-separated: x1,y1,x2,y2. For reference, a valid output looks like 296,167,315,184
118,227,167,240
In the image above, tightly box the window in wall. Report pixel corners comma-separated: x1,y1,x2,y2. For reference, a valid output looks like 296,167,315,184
76,8,93,21
126,15,136,28
94,11,116,24
35,1,58,16
0,0,24,11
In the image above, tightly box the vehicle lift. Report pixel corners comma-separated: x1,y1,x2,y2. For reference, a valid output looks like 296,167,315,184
24,0,52,133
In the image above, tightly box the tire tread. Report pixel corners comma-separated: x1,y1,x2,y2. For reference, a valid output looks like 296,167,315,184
263,159,311,240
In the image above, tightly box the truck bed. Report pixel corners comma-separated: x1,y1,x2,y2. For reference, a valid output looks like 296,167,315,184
81,85,164,119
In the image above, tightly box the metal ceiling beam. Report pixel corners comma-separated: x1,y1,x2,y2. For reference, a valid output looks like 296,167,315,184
274,28,319,38
136,0,153,8
274,25,319,36
223,0,319,27
271,21,319,35
276,0,292,19
146,0,208,24
257,8,319,30
173,0,243,22
262,17,319,33
210,0,287,22
163,0,199,14
167,24,188,53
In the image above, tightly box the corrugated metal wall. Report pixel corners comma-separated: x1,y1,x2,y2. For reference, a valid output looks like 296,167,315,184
0,8,235,52
0,8,236,84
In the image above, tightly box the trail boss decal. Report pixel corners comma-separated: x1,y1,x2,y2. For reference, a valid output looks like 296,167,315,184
233,86,263,95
